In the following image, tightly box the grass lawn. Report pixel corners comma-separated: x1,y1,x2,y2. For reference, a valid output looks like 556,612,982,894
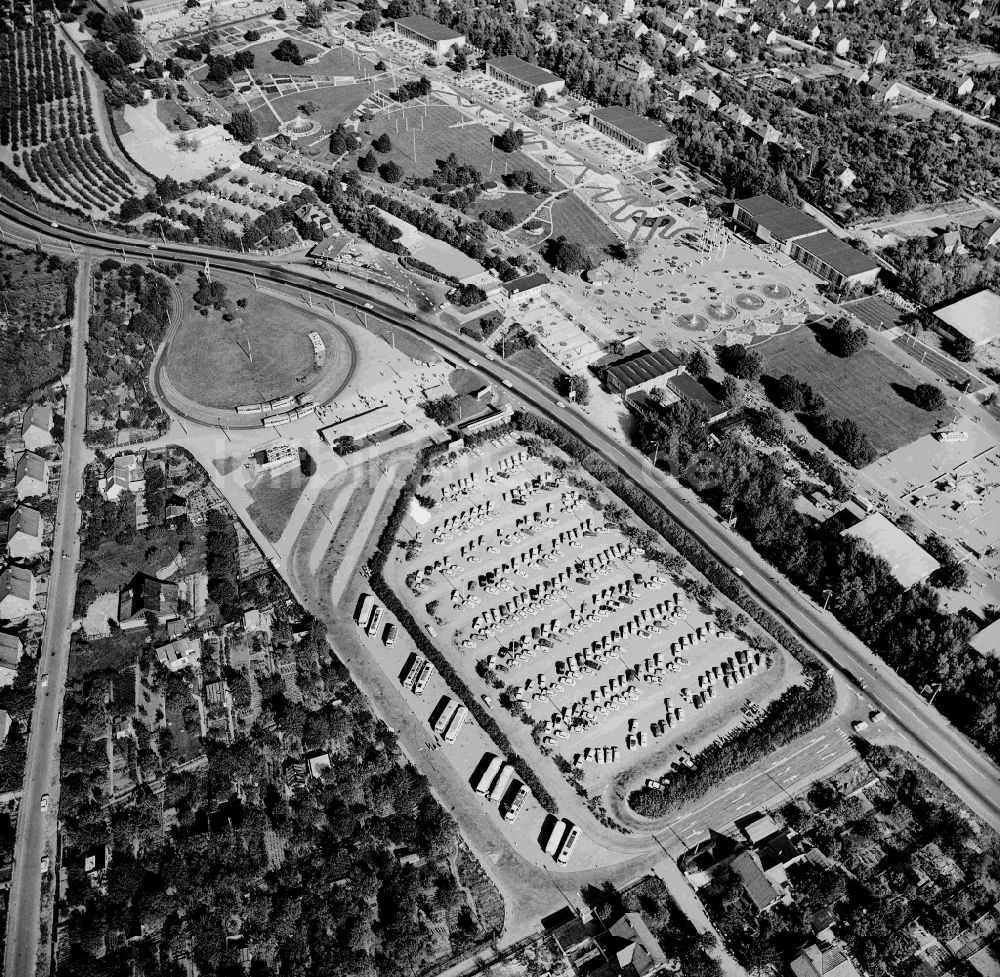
549,191,618,265
246,466,308,543
244,39,338,78
82,524,206,596
755,324,946,456
355,103,550,184
163,272,350,409
251,83,370,137
505,346,563,392
468,191,541,226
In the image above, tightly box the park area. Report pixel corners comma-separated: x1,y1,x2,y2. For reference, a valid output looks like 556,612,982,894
243,39,363,80
755,321,947,456
549,191,619,267
357,101,551,184
249,83,372,139
161,272,354,410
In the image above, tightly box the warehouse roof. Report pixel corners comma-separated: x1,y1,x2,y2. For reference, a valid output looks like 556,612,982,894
932,289,1000,346
792,231,881,279
667,373,728,419
394,14,465,42
589,106,673,146
502,272,551,295
487,55,562,88
604,345,684,390
734,194,825,242
842,513,940,589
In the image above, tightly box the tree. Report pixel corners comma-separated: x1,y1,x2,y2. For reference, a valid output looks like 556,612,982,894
244,28,261,41
116,34,143,64
721,375,745,411
952,335,976,361
549,236,590,273
273,5,287,19
533,88,548,108
423,395,460,427
828,317,868,357
232,50,255,70
495,125,525,152
302,0,325,27
451,47,469,72
558,373,590,404
357,10,380,31
913,382,947,411
686,350,710,379
773,373,806,412
716,343,763,382
372,132,392,153
379,160,405,184
207,57,233,85
274,39,303,64
298,99,321,115
227,108,259,143
358,149,378,173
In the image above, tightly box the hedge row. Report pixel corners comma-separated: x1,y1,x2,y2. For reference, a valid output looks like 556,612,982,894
509,411,837,813
366,438,559,814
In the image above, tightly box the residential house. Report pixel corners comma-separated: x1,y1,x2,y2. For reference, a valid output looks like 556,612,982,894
961,1,980,18
669,41,691,62
869,39,888,64
100,454,146,501
684,33,706,53
0,632,22,687
747,120,783,144
807,24,821,41
742,813,781,845
607,913,670,977
833,165,857,190
156,636,201,672
946,72,975,98
307,750,333,778
6,505,43,560
0,566,36,622
764,27,779,43
719,103,753,128
663,76,696,100
834,36,850,56
791,944,862,977
618,54,655,83
973,91,996,116
117,571,180,629
14,452,48,501
844,66,869,85
805,0,818,14
691,88,722,111
868,77,902,103
975,218,1000,247
20,405,53,452
294,204,334,234
922,6,938,25
731,850,783,912
934,228,965,255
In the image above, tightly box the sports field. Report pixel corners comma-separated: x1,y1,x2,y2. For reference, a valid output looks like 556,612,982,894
755,323,945,456
163,275,351,409
251,83,371,138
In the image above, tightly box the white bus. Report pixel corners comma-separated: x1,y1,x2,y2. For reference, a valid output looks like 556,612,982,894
556,822,580,864
443,705,467,743
501,782,528,822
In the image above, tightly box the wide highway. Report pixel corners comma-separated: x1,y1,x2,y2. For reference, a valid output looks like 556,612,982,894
2,196,998,877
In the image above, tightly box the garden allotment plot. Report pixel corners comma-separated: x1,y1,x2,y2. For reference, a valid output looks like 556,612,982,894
391,435,788,796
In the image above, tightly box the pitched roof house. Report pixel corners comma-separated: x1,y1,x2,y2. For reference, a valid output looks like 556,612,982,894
117,572,180,628
21,405,53,452
607,913,670,977
0,566,36,622
7,506,43,560
15,452,48,501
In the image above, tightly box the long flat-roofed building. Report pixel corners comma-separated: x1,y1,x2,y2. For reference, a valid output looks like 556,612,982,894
732,194,826,250
587,106,675,159
789,231,881,288
601,344,684,394
486,56,565,96
841,513,939,589
393,15,466,54
931,288,1000,349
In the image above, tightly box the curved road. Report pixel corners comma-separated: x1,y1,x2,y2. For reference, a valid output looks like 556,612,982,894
2,195,1000,972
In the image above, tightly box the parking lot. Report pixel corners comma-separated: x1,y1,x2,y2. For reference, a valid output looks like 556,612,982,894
389,435,794,796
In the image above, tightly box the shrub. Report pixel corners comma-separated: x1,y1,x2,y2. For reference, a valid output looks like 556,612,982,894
913,382,946,411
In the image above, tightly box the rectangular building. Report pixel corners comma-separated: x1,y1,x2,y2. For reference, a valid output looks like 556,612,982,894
601,344,684,395
587,106,675,159
486,56,565,97
788,231,881,288
731,194,825,250
393,15,466,55
841,513,939,589
931,288,1000,349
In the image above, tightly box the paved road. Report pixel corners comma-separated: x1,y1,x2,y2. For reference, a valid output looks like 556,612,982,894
4,259,91,977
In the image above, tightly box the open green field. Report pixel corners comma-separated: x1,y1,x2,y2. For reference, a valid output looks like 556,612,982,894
356,103,550,184
755,324,946,456
246,466,307,543
243,38,339,78
549,190,618,265
163,273,349,409
251,83,371,137
468,190,540,226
